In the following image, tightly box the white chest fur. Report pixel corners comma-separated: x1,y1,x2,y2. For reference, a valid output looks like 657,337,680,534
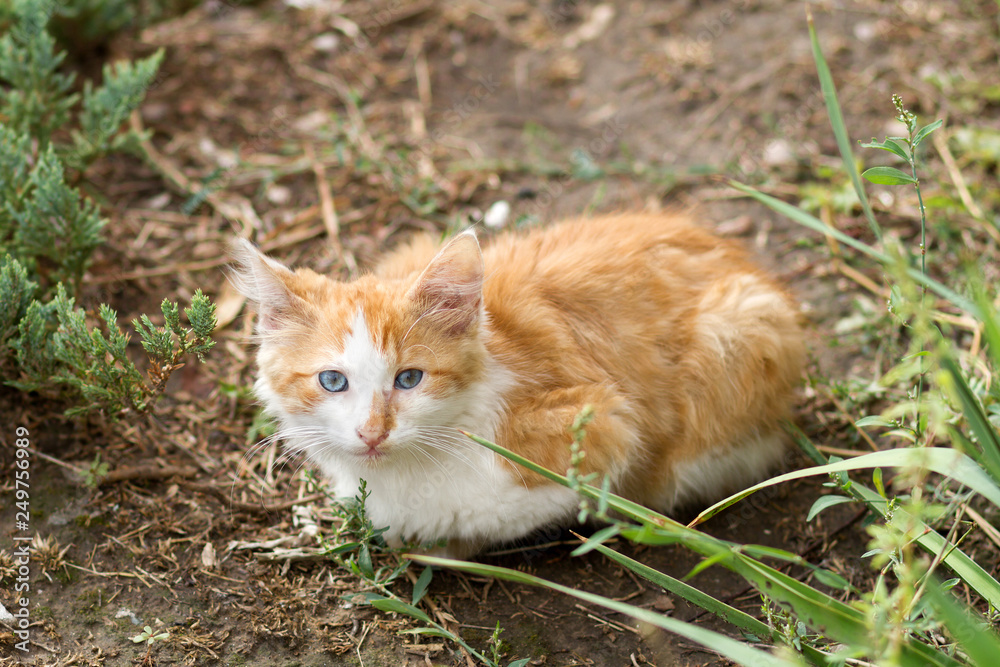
329,444,579,550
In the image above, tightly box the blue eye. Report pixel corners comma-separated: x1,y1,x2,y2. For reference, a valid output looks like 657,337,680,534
394,369,423,390
318,370,348,393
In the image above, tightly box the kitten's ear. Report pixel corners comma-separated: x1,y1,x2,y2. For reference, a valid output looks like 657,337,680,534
228,238,306,333
408,230,484,334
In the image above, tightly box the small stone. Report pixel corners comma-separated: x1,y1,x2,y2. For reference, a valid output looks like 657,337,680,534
763,139,794,167
201,542,217,569
484,200,511,229
145,192,171,210
293,110,331,132
854,22,878,42
311,33,340,52
652,594,675,612
715,215,753,236
266,184,292,205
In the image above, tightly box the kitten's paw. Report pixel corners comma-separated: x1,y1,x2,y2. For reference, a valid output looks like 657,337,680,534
408,538,480,561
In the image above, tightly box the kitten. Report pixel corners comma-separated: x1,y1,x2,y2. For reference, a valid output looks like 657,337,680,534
231,213,805,557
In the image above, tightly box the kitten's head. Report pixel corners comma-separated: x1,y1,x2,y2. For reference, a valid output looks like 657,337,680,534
229,233,489,470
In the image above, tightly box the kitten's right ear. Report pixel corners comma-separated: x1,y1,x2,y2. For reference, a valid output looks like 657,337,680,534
228,238,303,333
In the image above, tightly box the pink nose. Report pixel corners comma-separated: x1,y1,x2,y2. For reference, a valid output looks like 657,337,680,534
357,428,388,449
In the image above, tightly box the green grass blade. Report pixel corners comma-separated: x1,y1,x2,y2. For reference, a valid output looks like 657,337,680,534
888,500,1000,610
923,577,1000,666
691,448,1000,527
731,181,883,261
840,481,1000,610
415,551,959,667
728,555,961,667
464,429,992,660
369,597,432,624
462,430,678,527
586,539,839,665
729,555,869,645
412,566,433,606
569,524,620,556
807,13,881,241
583,539,769,637
787,422,829,466
730,181,980,317
410,556,805,667
786,425,1000,609
369,593,498,663
938,354,1000,484
974,287,1000,372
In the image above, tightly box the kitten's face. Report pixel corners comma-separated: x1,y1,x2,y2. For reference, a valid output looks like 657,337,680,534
231,234,486,469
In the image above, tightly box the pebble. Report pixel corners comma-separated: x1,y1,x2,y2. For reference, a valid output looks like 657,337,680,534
484,200,511,229
311,33,340,52
266,184,292,205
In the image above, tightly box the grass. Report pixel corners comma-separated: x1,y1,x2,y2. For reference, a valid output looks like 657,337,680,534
394,16,1000,667
214,14,1000,666
7,3,1000,666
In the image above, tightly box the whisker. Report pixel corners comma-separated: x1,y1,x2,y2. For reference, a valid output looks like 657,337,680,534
417,426,529,489
400,342,440,366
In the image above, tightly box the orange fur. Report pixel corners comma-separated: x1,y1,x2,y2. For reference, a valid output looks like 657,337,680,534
232,213,805,550
470,214,804,503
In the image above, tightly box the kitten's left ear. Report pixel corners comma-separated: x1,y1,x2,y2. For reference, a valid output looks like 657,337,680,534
408,230,484,334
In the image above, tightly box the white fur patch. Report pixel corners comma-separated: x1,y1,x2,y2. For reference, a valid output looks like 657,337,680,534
339,443,579,552
659,432,787,510
326,309,392,445
326,341,553,552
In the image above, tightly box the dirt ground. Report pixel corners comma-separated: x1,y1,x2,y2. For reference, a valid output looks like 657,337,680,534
2,0,999,665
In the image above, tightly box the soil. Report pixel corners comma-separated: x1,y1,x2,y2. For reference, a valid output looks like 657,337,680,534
2,1,999,666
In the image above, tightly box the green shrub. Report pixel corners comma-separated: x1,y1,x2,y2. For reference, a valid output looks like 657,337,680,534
0,0,216,419
0,0,203,54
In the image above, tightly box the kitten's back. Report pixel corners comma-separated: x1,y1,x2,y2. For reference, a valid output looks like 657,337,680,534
435,214,804,509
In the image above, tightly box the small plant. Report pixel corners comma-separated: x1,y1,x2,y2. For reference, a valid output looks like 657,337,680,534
8,285,217,417
861,96,942,279
0,549,18,586
313,477,405,586
860,97,943,431
0,0,161,294
82,452,110,487
131,624,171,666
486,622,517,666
307,475,532,666
31,533,72,583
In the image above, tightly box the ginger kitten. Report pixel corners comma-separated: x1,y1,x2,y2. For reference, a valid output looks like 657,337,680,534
231,213,805,557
